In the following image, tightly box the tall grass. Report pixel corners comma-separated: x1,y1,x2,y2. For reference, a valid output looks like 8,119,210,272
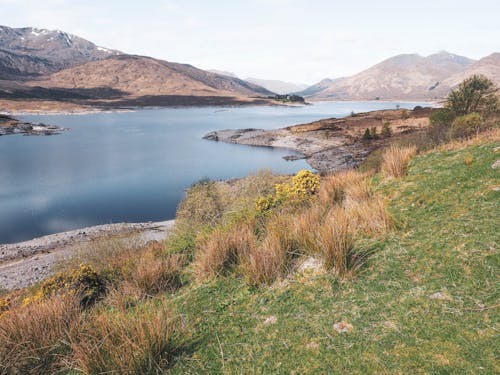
0,293,81,374
381,145,417,178
319,169,372,206
242,215,295,285
71,302,186,374
345,197,394,235
132,253,186,297
319,207,353,275
194,222,257,279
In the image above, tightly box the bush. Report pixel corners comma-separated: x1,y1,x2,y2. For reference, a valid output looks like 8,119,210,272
256,170,319,213
450,112,485,139
429,108,456,127
381,146,417,178
176,179,227,231
25,264,106,307
401,110,409,120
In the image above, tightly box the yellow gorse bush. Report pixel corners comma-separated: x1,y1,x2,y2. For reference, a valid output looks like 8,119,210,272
23,264,105,307
256,170,320,212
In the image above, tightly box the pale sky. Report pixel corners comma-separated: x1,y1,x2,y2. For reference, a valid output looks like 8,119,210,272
1,0,499,84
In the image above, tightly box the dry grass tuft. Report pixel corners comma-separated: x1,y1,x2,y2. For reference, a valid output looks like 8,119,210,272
194,222,257,279
291,205,323,255
132,253,186,297
0,293,81,374
381,146,417,178
71,302,185,374
319,170,372,206
318,207,353,275
242,215,295,285
345,196,394,236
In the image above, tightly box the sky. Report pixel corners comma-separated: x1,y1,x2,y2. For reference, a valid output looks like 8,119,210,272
1,0,499,84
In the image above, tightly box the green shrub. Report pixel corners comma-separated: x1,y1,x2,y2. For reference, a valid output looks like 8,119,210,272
381,121,392,138
362,128,372,140
450,112,485,139
430,108,456,127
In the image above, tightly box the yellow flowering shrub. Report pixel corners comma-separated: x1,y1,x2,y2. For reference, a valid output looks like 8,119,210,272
24,264,106,307
256,170,320,213
0,297,10,318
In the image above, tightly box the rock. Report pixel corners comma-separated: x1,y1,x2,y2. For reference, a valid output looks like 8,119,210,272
493,146,500,153
429,291,452,300
491,160,500,169
202,131,219,141
263,316,278,325
333,321,353,333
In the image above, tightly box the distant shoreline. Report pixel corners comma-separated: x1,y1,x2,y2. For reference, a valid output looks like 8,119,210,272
1,99,436,116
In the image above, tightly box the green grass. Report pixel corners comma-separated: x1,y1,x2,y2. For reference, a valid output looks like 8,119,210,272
165,141,499,373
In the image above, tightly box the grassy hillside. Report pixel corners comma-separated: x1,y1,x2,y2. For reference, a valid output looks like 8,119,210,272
166,139,499,373
1,134,498,374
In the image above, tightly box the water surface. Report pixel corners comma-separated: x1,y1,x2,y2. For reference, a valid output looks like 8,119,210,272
0,101,425,243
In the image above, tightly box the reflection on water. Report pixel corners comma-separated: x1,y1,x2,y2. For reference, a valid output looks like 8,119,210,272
0,101,425,243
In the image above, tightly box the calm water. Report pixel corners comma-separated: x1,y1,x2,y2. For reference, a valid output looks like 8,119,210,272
0,101,424,243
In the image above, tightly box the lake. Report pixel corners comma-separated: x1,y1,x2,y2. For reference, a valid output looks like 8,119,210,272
0,101,425,243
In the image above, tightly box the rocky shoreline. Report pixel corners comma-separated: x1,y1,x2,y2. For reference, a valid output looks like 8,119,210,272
203,128,365,173
0,114,68,136
203,107,433,173
0,220,174,290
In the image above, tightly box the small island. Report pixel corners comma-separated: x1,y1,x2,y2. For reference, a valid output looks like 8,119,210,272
0,114,68,136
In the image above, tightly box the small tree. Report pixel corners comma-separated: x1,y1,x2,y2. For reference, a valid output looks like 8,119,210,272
381,121,392,138
370,127,378,139
446,75,499,116
362,128,372,140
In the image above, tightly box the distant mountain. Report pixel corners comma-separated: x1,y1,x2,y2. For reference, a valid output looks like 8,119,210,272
294,78,341,97
26,55,274,99
442,53,500,88
245,78,308,95
209,69,238,78
310,51,479,100
0,25,119,79
0,25,273,106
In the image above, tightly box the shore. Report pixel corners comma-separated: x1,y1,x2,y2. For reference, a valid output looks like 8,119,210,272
203,107,434,173
0,220,174,290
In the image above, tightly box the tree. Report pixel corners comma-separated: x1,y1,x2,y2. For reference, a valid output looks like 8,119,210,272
381,121,392,138
370,127,378,139
446,75,499,116
362,128,372,140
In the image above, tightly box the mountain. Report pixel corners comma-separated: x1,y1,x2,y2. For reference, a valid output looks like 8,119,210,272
245,78,308,95
209,69,238,78
25,55,274,100
442,53,500,88
0,25,119,79
0,25,274,107
310,51,477,100
294,78,340,97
